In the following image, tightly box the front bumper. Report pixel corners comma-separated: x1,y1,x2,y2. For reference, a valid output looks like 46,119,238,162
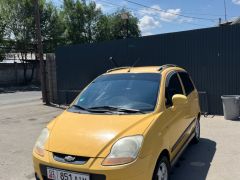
33,150,155,180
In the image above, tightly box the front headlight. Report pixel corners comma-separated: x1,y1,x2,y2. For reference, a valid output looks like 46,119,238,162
34,128,49,157
102,135,143,166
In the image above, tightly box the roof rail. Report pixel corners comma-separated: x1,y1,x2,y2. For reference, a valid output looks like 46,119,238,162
106,66,131,73
158,64,178,71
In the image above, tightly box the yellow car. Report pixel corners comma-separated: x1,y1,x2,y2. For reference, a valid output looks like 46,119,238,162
33,65,201,180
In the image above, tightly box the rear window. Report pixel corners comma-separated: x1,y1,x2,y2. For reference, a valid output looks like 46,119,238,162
178,72,195,96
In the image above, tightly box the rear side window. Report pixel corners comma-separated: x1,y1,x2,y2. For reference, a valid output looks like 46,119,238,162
178,72,195,96
165,72,183,107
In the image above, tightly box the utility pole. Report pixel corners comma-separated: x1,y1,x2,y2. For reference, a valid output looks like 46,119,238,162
121,12,130,39
34,0,49,104
224,0,227,22
121,12,130,64
219,18,222,26
126,18,129,38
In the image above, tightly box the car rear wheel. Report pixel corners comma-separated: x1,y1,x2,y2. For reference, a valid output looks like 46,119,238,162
152,156,170,180
192,118,200,144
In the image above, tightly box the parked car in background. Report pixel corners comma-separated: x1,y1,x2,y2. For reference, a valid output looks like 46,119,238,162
33,65,201,180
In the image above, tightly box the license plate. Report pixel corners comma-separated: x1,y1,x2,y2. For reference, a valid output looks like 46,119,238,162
47,167,90,180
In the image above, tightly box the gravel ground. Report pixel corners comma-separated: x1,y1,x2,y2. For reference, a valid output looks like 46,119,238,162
0,91,240,180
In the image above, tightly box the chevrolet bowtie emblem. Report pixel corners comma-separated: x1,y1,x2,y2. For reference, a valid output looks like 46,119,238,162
64,155,76,162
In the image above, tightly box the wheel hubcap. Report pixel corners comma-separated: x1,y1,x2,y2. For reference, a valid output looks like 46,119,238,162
157,162,168,180
195,120,200,139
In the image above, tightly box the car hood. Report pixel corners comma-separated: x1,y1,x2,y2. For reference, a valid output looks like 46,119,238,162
47,111,156,158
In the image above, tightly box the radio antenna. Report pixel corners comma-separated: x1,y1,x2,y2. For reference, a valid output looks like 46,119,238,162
128,58,141,72
108,57,119,67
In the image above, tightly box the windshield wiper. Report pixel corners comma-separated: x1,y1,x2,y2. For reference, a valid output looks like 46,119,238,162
72,105,89,111
88,106,145,114
71,104,111,113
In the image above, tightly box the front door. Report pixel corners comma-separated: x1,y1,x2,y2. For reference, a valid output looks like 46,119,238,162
163,71,189,157
178,71,200,137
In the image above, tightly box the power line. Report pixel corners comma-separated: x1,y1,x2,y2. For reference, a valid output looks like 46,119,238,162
63,0,235,20
180,12,225,18
124,0,217,22
140,0,229,18
97,0,127,10
97,0,210,28
98,0,138,12
57,0,212,29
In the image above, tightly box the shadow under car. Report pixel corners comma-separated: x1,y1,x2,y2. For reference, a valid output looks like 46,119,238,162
170,138,216,180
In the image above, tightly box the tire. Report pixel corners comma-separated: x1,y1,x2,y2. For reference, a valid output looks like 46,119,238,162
152,156,170,180
192,118,200,144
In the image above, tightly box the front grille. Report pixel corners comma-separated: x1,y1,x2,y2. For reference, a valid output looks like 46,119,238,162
53,152,89,165
40,165,106,180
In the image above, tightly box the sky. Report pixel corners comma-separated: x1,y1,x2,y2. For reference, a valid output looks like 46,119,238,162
53,0,240,36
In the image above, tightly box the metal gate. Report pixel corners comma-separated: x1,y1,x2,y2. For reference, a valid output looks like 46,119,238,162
54,24,240,115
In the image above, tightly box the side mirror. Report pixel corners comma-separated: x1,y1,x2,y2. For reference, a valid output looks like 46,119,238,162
172,94,188,106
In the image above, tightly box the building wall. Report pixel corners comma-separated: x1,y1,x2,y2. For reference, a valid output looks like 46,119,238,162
0,63,40,86
55,24,240,115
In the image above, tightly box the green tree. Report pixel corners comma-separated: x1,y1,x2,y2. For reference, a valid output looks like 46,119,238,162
0,1,9,61
4,0,37,83
1,0,65,83
63,0,103,44
62,1,141,44
41,2,66,52
95,15,112,42
2,0,65,53
110,9,141,40
0,17,6,61
63,0,86,44
1,0,141,58
84,1,102,43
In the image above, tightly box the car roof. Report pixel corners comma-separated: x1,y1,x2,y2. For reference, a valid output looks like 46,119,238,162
105,65,186,75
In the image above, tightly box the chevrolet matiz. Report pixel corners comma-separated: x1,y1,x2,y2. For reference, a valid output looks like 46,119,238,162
33,65,201,180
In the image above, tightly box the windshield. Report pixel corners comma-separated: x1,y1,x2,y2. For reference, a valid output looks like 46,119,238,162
69,73,161,113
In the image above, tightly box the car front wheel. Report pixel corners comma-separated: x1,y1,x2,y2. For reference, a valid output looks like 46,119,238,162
152,156,170,180
192,118,200,144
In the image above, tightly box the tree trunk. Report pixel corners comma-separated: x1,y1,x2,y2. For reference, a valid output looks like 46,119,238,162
22,61,28,85
29,62,36,83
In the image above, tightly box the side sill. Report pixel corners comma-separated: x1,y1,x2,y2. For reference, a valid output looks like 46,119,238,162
170,131,195,168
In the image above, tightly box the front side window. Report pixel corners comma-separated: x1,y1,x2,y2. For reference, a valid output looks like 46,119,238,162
165,72,183,107
70,73,161,113
178,72,195,96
